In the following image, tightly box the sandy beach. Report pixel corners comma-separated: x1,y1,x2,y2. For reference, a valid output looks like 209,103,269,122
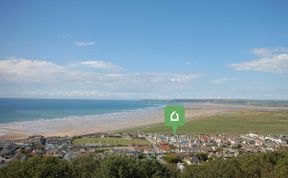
0,104,286,140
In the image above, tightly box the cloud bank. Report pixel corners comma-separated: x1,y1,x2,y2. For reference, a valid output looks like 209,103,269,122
0,58,202,98
74,41,95,47
80,60,119,69
230,48,288,74
210,78,231,84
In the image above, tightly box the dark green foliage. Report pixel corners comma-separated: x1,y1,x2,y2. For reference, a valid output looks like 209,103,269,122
163,153,182,164
1,156,72,178
139,159,175,178
100,155,174,178
181,149,288,178
71,154,101,178
0,155,173,178
100,155,142,178
195,152,208,161
1,149,287,178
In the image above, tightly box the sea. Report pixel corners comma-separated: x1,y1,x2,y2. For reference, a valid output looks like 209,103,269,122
0,98,167,124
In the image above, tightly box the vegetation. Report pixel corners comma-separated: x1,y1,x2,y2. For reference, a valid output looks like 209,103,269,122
163,153,182,164
0,156,73,178
72,137,151,146
194,152,208,161
181,149,288,178
1,149,288,178
167,99,288,107
128,110,288,135
0,154,174,178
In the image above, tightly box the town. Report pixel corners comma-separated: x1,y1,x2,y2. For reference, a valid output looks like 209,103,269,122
1,132,288,171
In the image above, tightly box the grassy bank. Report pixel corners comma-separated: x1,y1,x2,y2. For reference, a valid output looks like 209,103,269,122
127,110,288,135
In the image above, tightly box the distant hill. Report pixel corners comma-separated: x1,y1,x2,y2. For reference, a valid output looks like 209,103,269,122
143,99,288,107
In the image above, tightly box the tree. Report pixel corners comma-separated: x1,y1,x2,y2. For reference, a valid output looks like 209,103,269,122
1,148,288,178
71,154,101,178
100,155,142,178
2,156,72,178
139,158,175,178
163,153,181,164
195,152,208,161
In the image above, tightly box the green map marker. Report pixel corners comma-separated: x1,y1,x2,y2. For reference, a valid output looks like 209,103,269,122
164,105,185,135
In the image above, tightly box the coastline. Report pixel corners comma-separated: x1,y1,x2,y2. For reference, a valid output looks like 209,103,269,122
0,103,287,140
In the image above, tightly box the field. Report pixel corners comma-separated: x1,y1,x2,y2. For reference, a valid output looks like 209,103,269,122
128,110,288,135
72,136,151,146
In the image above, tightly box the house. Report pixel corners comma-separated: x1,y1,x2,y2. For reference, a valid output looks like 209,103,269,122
28,135,45,145
159,142,170,153
200,135,209,142
127,150,141,156
0,143,18,158
248,133,259,138
46,136,69,145
255,139,263,146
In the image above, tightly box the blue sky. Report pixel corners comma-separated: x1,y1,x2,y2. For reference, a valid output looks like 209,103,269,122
0,0,288,99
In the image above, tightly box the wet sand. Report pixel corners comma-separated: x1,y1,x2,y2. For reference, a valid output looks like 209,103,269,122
0,104,286,140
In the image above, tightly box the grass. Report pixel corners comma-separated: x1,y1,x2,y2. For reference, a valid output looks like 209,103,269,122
127,110,288,135
72,137,151,146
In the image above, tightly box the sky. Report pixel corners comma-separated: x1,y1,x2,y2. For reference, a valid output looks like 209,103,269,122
0,0,288,99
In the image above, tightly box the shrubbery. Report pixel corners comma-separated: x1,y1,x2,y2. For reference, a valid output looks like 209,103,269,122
0,149,287,178
0,154,175,178
181,149,288,178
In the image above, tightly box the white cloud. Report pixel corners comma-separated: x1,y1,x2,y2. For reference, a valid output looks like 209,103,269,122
80,60,119,69
170,74,200,82
0,58,66,83
0,58,202,98
251,48,288,57
251,48,272,57
21,90,152,98
230,48,288,74
74,41,95,47
210,78,230,84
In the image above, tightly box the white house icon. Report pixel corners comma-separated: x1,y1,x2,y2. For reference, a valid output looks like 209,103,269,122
170,111,179,121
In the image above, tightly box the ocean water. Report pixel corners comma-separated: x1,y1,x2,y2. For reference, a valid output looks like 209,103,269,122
0,98,166,123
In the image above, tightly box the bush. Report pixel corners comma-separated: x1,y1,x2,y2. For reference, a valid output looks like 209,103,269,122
181,149,288,178
1,149,287,178
163,153,182,164
71,154,101,178
2,156,72,178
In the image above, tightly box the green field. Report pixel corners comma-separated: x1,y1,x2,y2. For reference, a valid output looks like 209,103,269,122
128,110,288,135
72,137,151,146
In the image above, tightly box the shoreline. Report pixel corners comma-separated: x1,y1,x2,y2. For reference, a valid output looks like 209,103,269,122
1,103,287,140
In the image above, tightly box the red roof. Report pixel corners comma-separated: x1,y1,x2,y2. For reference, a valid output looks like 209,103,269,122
160,144,170,151
161,141,169,145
